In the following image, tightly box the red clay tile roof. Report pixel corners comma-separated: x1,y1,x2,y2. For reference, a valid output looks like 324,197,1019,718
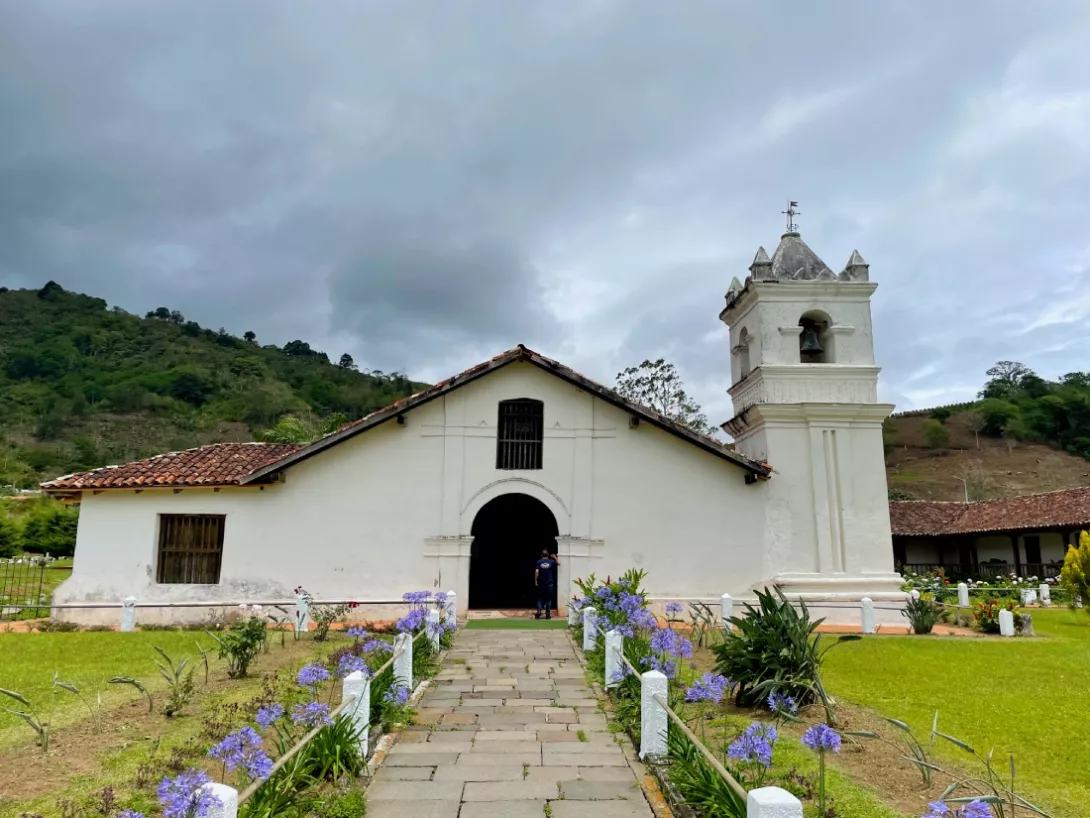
890,487,1090,536
42,344,771,493
242,344,772,483
41,443,301,490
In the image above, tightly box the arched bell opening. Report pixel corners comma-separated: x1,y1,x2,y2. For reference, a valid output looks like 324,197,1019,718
798,310,834,364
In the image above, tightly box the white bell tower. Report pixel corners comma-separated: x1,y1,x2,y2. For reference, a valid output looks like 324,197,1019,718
720,210,904,619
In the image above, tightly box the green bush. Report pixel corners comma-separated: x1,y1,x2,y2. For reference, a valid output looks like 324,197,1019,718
316,790,366,818
901,596,941,634
921,418,950,449
712,587,857,723
0,515,20,557
210,616,268,677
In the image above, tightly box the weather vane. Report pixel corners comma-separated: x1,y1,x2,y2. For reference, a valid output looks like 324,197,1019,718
782,200,800,233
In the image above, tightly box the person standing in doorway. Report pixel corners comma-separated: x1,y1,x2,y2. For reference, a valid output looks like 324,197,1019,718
534,549,558,620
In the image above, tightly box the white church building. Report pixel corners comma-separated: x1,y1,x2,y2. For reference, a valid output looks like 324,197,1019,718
44,229,905,624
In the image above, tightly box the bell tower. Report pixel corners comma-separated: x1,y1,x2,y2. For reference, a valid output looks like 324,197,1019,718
719,216,904,620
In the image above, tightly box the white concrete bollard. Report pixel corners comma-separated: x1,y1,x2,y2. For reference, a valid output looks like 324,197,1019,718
1020,589,1037,606
1039,584,1051,606
860,597,876,634
444,590,457,628
957,582,970,608
203,782,239,818
568,601,578,627
342,670,371,758
747,786,804,818
294,592,310,633
998,609,1015,637
427,609,441,652
582,606,598,652
394,632,413,689
639,669,668,760
605,629,623,689
910,589,921,601
120,596,137,632
720,593,733,629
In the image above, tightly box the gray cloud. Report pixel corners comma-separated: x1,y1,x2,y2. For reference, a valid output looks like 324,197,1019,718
2,0,1090,423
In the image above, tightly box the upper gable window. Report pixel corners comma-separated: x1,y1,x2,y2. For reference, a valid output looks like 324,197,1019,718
496,399,544,470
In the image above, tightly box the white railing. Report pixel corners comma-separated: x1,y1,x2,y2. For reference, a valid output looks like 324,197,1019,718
573,602,805,818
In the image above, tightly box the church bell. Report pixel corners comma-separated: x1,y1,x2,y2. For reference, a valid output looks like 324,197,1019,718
799,328,824,354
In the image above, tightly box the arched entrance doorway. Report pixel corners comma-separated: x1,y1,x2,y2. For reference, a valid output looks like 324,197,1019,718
469,493,559,609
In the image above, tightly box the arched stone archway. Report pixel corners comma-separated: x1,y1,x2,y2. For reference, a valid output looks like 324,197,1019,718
468,493,559,610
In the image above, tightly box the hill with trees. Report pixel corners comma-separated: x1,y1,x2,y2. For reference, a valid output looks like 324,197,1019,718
0,281,427,489
885,360,1090,501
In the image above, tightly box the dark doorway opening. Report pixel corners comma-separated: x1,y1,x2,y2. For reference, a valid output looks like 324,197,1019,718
469,493,559,610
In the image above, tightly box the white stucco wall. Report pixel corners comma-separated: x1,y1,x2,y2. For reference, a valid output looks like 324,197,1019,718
56,362,773,622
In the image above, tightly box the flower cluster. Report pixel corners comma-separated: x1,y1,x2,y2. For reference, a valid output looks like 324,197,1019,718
292,700,333,728
727,721,777,768
362,637,393,654
767,691,798,716
665,601,684,616
157,769,221,818
684,673,731,704
384,685,411,706
347,626,368,639
119,811,145,818
208,726,273,782
336,653,368,678
297,663,330,690
922,801,991,818
397,607,428,633
255,704,284,729
642,625,693,679
801,723,842,754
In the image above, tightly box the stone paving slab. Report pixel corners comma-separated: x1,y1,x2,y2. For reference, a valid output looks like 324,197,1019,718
370,628,654,817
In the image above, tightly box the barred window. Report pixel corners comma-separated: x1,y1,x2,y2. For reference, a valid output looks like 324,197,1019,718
496,399,544,470
156,514,226,584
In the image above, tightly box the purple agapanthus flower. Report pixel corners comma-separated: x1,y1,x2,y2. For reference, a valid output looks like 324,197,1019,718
665,601,684,616
384,685,411,706
684,673,731,704
209,726,261,767
255,704,284,729
297,663,330,689
801,724,842,753
397,608,427,633
292,701,333,728
641,654,678,679
727,722,777,768
570,597,585,612
118,811,145,818
923,801,992,818
610,667,630,683
157,769,221,818
336,653,368,678
402,590,431,605
767,691,798,716
346,626,368,639
434,591,449,606
362,637,392,654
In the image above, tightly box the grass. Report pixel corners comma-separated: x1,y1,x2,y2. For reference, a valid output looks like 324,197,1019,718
0,630,215,745
463,618,568,630
823,608,1090,817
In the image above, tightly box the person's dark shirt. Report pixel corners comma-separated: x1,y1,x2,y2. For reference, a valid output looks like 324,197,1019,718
535,557,558,586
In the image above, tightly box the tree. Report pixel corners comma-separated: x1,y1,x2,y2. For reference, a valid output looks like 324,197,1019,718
614,358,714,436
1059,530,1090,616
283,340,315,357
255,412,348,444
169,310,185,325
21,503,78,557
980,361,1032,400
977,398,1020,437
959,460,992,502
167,366,216,406
921,418,949,449
0,516,21,558
147,307,172,321
1002,416,1029,455
930,407,952,424
338,353,357,371
964,411,985,449
243,330,257,343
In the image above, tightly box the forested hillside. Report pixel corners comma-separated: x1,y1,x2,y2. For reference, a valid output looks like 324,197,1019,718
885,360,1090,501
0,281,426,487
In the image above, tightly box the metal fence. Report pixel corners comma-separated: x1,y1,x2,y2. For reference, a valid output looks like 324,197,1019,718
0,559,48,621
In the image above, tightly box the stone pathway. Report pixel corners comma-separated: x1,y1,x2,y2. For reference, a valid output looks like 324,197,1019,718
367,629,656,818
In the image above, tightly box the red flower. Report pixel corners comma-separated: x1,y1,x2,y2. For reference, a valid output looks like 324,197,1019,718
348,601,359,609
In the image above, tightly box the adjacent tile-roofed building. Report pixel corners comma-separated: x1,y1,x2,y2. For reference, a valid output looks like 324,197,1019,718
890,487,1090,536
42,443,301,490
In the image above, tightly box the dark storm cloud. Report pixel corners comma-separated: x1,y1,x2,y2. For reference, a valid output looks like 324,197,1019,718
2,0,1090,416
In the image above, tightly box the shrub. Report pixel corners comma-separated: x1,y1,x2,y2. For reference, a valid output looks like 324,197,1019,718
971,597,1018,633
1060,530,1090,614
921,418,950,449
712,587,858,724
901,596,942,634
316,790,366,818
211,616,268,678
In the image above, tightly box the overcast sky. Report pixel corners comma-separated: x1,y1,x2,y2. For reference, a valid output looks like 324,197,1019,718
3,1,1089,426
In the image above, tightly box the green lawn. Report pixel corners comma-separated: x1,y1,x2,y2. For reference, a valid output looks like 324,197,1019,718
0,630,216,746
823,608,1089,818
463,618,569,630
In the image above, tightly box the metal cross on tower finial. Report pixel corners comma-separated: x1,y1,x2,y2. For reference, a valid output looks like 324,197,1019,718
782,200,800,233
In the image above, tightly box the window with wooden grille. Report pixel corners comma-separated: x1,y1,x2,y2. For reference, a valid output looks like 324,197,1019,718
496,399,544,470
156,514,226,584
